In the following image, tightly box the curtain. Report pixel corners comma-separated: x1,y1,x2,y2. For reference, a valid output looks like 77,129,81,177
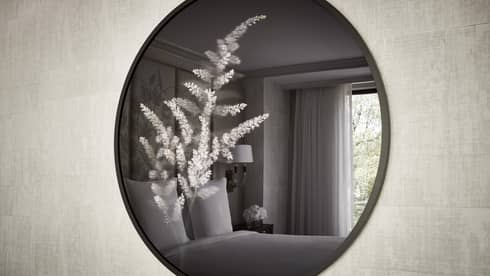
288,85,352,237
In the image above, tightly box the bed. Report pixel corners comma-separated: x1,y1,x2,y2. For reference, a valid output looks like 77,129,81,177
163,231,345,276
125,177,344,275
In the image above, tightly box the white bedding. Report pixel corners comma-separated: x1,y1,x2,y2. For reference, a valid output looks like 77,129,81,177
163,231,344,276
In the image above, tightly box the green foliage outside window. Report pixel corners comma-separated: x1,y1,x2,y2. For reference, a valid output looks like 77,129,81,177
352,93,382,225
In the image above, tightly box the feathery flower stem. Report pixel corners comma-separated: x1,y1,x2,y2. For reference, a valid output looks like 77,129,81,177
138,15,268,223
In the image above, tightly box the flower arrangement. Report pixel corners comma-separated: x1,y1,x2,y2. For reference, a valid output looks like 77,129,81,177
243,204,268,225
138,15,269,223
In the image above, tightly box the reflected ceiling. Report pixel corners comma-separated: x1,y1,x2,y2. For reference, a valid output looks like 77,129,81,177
157,0,364,72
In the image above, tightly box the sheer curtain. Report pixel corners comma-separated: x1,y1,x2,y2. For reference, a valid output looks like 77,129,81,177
288,84,352,237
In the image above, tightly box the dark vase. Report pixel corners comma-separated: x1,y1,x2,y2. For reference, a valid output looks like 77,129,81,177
247,220,263,229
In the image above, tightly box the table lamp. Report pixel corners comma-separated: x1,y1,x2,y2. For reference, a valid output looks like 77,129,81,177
222,144,253,192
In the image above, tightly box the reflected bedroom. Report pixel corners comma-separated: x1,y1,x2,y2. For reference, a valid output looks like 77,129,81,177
116,0,387,275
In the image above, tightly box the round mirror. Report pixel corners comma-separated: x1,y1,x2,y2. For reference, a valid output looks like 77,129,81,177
115,0,389,275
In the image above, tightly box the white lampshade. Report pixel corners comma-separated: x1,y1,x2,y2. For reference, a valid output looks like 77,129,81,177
225,144,253,164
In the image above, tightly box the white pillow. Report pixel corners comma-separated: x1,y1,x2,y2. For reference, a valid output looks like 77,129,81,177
124,178,189,252
189,177,233,239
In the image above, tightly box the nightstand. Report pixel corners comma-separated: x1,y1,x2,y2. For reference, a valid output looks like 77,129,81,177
233,223,273,234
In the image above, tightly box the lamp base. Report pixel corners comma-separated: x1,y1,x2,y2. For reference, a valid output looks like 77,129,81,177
225,165,247,193
225,169,236,193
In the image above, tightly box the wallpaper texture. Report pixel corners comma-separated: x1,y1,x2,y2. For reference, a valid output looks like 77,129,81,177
0,0,489,276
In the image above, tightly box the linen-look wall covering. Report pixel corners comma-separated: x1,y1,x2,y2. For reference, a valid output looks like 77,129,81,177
0,1,488,276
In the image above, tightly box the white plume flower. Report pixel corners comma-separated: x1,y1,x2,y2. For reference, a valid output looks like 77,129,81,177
164,98,193,145
205,50,221,67
213,69,235,90
200,89,217,119
140,104,171,148
139,137,155,160
184,82,207,102
193,68,213,82
226,15,266,43
171,194,186,220
214,103,247,116
209,136,221,162
175,142,186,171
198,169,212,186
175,97,201,116
177,173,193,199
138,16,268,224
206,15,266,73
220,113,269,159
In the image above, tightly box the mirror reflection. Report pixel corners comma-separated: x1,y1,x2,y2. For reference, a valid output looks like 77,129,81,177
118,1,384,275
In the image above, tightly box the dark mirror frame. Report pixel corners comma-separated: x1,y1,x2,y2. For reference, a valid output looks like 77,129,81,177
114,1,390,275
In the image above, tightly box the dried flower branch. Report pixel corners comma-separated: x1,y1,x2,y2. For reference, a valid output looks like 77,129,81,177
139,15,268,222
214,103,247,117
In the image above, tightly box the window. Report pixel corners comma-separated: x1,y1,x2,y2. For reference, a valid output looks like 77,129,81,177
352,93,382,225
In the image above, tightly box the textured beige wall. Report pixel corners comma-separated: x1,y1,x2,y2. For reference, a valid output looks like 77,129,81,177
0,0,488,276
323,0,490,275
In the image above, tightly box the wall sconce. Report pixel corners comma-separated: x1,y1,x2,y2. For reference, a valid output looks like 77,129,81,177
220,144,253,193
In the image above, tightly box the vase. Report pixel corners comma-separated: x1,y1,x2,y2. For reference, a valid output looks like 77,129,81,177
247,219,263,229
